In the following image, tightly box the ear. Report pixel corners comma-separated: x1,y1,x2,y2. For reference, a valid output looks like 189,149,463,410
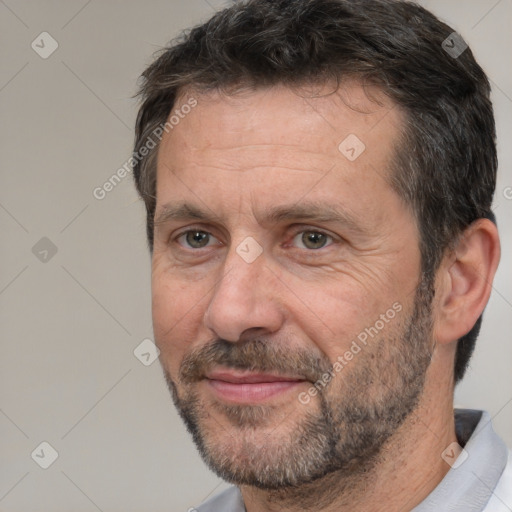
433,218,501,344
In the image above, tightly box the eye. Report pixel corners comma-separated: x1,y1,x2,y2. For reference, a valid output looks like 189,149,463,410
292,230,334,250
176,230,218,249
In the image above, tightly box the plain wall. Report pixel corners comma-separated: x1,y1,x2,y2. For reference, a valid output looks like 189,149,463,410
1,1,510,510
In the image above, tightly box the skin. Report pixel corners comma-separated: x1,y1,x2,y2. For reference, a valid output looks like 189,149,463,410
151,83,500,511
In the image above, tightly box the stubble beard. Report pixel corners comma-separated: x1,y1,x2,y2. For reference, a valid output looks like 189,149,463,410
162,278,435,497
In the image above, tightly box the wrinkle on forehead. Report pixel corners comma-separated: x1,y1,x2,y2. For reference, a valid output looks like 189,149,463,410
172,145,337,175
166,81,400,151
155,82,405,233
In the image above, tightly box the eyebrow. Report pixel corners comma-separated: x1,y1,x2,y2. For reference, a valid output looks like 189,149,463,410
154,203,222,226
154,201,367,235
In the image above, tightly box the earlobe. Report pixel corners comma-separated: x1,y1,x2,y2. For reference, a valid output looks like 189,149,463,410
433,218,500,345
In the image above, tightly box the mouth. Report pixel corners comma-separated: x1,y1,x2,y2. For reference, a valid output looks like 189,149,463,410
203,368,306,403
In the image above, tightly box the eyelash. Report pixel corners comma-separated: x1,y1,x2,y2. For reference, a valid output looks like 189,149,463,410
173,226,336,251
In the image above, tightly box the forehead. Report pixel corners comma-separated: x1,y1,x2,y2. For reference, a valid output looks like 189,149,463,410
155,82,405,218
163,81,400,151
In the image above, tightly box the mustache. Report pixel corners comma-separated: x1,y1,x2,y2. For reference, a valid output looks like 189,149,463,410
179,338,332,384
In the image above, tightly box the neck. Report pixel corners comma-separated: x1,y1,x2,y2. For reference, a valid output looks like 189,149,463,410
241,363,457,512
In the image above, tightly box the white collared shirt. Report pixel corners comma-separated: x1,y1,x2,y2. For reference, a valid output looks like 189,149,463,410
194,409,512,512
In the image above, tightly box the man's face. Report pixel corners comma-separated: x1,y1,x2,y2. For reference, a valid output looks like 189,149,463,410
151,84,434,488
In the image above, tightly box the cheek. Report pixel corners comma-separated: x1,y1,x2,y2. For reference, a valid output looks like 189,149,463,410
293,277,396,362
303,289,375,357
151,272,207,374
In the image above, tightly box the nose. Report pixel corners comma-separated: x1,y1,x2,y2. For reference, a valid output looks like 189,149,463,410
203,244,284,342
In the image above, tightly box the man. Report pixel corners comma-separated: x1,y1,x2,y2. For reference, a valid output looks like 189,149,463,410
132,0,511,510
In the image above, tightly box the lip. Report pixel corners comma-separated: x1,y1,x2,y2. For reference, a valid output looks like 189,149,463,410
204,369,306,403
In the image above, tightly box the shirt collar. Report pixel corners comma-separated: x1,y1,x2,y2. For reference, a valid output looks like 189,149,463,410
412,408,508,512
198,409,508,512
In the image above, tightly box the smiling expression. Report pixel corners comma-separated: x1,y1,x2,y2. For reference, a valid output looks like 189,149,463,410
150,83,433,487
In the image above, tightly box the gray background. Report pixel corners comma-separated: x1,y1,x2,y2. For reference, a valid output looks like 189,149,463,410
0,1,510,511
